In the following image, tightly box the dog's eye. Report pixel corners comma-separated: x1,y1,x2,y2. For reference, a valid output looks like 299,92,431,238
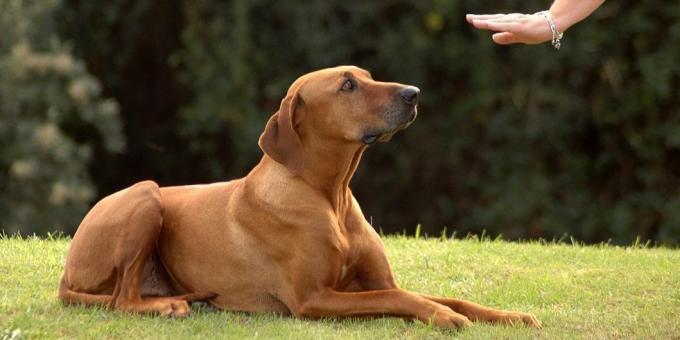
341,79,354,92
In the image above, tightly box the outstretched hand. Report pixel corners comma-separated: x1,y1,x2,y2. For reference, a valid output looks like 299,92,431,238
466,13,553,45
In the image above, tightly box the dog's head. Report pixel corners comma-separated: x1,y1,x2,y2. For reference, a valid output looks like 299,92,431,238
259,65,419,174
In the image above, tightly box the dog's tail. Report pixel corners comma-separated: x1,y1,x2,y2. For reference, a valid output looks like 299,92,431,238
175,291,218,302
59,274,215,308
58,275,113,307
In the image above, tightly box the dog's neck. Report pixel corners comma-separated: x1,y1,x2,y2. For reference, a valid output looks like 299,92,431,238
251,135,366,218
299,137,367,215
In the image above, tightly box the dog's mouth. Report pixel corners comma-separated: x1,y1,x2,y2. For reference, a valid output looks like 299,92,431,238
361,134,381,145
403,106,418,125
361,107,417,146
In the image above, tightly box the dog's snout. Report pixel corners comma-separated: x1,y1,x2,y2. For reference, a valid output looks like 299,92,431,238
399,86,420,105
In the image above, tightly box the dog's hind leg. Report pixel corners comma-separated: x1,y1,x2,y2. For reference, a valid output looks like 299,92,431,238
60,180,213,316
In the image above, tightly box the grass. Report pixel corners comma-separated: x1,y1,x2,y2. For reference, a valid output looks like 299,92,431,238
1,235,679,339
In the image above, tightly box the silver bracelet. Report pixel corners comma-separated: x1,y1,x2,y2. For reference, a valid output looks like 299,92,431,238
537,10,563,50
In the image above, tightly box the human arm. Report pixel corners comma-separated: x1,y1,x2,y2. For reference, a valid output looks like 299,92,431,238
466,0,605,45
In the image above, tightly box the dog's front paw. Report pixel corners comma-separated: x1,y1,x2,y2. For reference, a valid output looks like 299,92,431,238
428,307,473,329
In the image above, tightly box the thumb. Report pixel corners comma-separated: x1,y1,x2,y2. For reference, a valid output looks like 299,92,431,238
492,32,519,45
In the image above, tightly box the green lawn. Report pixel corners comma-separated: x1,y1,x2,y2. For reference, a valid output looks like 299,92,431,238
1,235,679,339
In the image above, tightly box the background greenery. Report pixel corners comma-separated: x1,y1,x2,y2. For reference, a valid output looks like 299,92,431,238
1,0,679,244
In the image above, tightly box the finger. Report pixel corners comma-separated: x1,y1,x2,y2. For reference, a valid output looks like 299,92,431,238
477,17,532,28
466,14,474,24
465,13,529,22
472,20,522,33
492,32,519,45
471,15,529,30
483,15,530,23
466,13,513,22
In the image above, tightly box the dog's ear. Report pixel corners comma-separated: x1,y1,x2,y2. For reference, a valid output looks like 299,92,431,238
258,90,304,175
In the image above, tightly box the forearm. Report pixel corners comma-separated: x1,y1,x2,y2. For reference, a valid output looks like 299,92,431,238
550,0,605,32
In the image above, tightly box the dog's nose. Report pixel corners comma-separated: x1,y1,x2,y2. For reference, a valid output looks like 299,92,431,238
399,86,420,105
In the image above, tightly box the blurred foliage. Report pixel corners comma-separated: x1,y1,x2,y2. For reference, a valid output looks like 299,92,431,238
0,0,125,234
2,0,679,244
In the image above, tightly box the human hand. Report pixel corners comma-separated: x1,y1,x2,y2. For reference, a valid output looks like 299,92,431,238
466,13,553,45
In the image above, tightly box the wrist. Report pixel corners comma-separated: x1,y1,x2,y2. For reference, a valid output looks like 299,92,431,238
548,8,574,32
537,10,564,49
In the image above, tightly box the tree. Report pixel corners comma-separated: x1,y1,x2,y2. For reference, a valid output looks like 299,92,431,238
0,0,125,234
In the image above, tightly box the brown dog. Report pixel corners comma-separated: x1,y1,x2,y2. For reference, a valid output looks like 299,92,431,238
59,66,541,329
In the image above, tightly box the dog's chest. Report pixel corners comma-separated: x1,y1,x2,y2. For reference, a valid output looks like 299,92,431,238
332,236,363,289
334,261,357,290
340,265,349,281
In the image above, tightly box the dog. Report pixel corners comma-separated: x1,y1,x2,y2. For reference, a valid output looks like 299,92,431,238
59,66,541,329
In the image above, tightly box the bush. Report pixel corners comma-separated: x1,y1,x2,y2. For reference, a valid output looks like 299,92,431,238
17,0,680,244
0,0,125,234
169,0,680,244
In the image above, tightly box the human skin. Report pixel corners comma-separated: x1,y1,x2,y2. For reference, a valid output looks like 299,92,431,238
466,0,605,45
